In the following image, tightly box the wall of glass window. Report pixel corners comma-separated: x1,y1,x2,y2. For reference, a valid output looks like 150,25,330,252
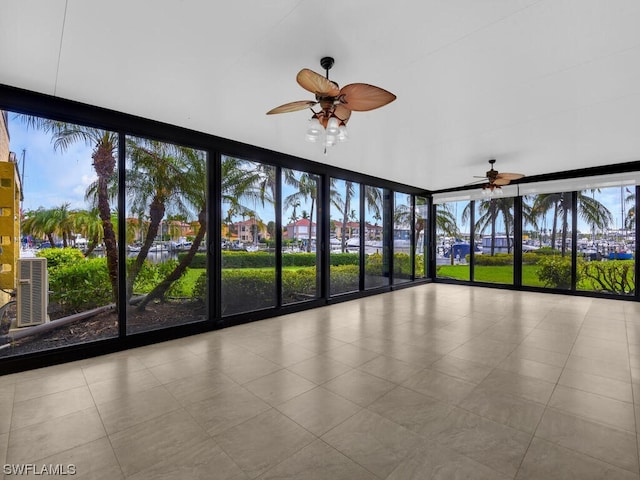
434,174,639,298
0,88,429,372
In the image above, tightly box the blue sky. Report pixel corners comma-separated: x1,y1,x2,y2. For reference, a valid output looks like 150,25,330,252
8,113,97,212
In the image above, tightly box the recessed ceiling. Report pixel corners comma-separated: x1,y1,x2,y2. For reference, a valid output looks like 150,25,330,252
2,0,640,191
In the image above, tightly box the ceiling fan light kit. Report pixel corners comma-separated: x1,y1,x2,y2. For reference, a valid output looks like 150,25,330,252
475,159,524,197
267,57,396,153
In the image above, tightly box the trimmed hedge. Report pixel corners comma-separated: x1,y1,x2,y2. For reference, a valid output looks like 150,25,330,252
180,251,362,269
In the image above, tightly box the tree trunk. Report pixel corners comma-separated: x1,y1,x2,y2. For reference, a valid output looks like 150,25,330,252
561,208,569,257
490,200,496,256
126,196,165,302
137,209,206,310
341,182,351,253
307,197,315,252
92,142,118,309
551,202,559,252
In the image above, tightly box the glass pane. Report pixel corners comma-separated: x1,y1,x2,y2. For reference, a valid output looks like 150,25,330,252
415,196,428,278
282,168,320,304
125,136,207,334
364,185,388,289
2,111,119,358
522,193,572,289
221,157,276,315
577,186,634,295
472,196,514,284
393,191,412,284
330,178,360,296
435,201,470,281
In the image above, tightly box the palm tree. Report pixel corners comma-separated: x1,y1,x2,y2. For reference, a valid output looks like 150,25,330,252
284,171,318,252
22,207,56,247
435,204,459,238
21,116,119,306
69,208,104,256
532,191,612,255
124,138,195,301
466,198,514,255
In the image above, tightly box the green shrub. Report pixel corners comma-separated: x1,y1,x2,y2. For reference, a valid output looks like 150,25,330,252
472,253,513,266
393,252,412,278
282,267,317,301
221,269,277,314
330,253,359,266
193,271,207,301
365,252,384,276
580,260,634,294
536,256,574,289
48,257,112,314
330,265,359,294
36,247,85,271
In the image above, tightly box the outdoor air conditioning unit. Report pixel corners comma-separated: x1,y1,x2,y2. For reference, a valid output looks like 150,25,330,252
16,258,49,327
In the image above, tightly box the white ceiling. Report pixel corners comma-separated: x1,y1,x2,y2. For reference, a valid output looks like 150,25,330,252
2,0,640,191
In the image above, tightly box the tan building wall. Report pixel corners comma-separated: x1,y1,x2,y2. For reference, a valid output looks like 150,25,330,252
0,112,22,304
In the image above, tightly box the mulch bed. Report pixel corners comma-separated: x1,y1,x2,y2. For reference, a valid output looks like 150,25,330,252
0,301,206,358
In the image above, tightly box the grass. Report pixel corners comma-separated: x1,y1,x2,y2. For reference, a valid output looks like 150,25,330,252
436,264,546,286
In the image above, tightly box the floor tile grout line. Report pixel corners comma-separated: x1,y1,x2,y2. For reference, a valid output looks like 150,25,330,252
512,298,590,479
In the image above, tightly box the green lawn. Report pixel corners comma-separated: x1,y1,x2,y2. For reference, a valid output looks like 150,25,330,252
436,264,546,286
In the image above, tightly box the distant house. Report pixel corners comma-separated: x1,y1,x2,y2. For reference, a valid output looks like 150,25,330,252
332,221,360,240
234,218,267,243
285,218,316,240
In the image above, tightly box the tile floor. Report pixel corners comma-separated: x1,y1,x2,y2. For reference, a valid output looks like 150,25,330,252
1,283,640,479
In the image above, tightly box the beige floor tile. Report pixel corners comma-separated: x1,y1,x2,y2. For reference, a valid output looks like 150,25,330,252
480,369,555,404
96,385,180,434
497,356,563,383
431,355,493,384
420,406,531,477
11,385,94,430
256,343,317,367
258,439,376,480
559,368,633,403
447,343,512,367
321,409,421,478
286,352,352,382
323,369,395,407
324,343,380,367
402,368,476,405
217,351,282,385
81,354,147,385
163,368,237,406
214,408,315,479
13,367,86,403
110,409,211,477
387,437,511,480
565,354,631,382
6,407,106,465
147,353,215,384
459,385,545,434
536,408,638,473
276,386,360,436
549,385,635,432
506,345,568,368
185,384,270,436
516,437,638,480
0,432,8,467
357,355,422,383
87,368,161,405
244,369,315,406
127,439,247,480
21,436,124,480
0,384,14,434
368,386,453,433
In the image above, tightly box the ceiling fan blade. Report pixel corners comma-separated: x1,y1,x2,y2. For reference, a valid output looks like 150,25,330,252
296,69,340,96
465,179,489,186
496,172,524,181
266,100,317,115
333,104,352,124
494,178,511,186
339,83,396,111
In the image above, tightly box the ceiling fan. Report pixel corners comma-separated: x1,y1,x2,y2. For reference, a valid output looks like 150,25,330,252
472,159,524,196
266,57,396,151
